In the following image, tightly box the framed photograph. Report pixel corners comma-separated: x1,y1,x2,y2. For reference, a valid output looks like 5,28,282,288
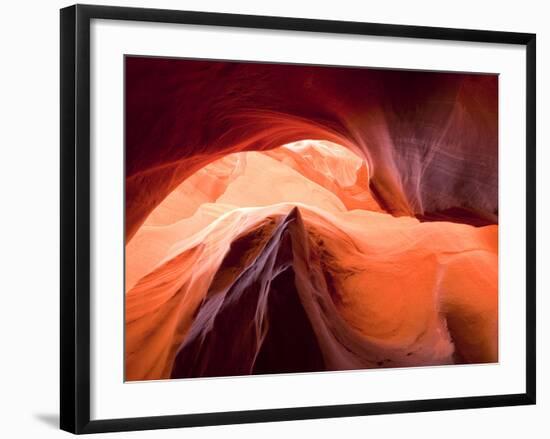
60,4,536,434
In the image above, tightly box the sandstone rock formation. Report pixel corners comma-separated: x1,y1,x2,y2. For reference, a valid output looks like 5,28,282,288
125,58,498,381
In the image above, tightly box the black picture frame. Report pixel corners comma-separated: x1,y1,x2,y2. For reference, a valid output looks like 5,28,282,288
60,4,536,434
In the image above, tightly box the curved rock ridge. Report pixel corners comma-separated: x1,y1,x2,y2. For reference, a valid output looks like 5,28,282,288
125,142,383,291
126,203,497,381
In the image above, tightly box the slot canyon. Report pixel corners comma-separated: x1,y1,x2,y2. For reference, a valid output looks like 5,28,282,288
124,57,498,381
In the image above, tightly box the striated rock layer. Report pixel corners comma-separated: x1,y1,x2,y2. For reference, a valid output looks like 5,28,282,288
125,57,498,241
124,57,498,381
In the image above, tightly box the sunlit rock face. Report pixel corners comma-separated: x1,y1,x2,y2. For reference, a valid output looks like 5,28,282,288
124,57,498,381
126,142,383,291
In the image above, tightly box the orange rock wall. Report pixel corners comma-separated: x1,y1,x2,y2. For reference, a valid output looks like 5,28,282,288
125,58,498,381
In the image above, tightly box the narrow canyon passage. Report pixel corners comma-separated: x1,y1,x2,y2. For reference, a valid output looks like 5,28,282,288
125,57,498,381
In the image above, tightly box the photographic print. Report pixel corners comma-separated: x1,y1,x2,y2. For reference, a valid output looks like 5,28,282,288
124,57,498,382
